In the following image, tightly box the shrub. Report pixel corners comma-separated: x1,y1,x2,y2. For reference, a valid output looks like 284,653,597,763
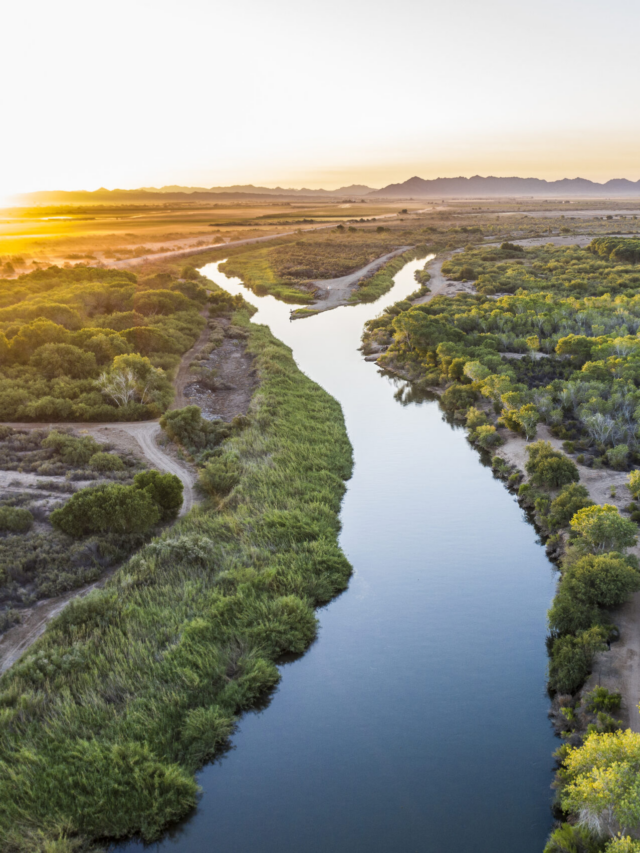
563,552,640,610
89,452,125,473
584,686,622,714
198,455,240,499
42,430,102,466
570,505,637,554
548,626,607,694
629,469,640,497
543,823,601,853
547,484,594,531
466,406,488,429
440,384,477,411
160,405,231,453
474,424,503,449
0,506,33,533
526,441,579,489
50,484,160,537
133,470,183,520
607,444,629,470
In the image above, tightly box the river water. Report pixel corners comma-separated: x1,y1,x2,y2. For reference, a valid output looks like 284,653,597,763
124,256,557,853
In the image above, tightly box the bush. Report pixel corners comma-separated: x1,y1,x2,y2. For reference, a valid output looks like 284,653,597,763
89,452,125,473
547,483,594,530
544,823,601,853
526,441,580,489
133,470,183,520
440,384,477,411
584,686,622,714
548,626,607,694
42,431,101,466
50,484,160,537
0,506,33,533
160,406,231,454
198,455,240,499
474,424,503,449
607,444,629,470
629,469,640,497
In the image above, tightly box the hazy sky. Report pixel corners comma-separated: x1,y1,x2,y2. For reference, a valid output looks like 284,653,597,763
2,0,640,195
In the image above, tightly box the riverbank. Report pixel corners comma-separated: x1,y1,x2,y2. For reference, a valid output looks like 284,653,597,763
0,300,354,851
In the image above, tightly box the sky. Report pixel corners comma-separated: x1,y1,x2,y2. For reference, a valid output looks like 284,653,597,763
2,0,640,197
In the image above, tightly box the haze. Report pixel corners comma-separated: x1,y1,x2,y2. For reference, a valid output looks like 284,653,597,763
2,0,640,196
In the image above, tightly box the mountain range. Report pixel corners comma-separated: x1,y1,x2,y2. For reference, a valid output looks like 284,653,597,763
12,176,640,205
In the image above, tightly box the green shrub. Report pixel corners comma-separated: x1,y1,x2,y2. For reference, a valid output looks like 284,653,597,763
134,470,183,520
548,626,607,694
89,451,125,473
42,431,101,466
50,484,160,537
547,483,594,531
0,506,33,533
474,424,503,449
526,441,579,489
543,823,601,853
606,444,629,470
440,383,477,411
160,405,231,454
584,685,622,714
198,454,240,499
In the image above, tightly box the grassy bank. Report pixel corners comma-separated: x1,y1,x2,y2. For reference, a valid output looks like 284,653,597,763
348,246,428,303
0,305,353,851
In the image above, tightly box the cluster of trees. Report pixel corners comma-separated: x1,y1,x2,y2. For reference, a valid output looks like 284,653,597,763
367,241,640,470
0,265,208,421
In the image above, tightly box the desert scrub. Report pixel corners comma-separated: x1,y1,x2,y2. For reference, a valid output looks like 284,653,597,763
0,305,353,850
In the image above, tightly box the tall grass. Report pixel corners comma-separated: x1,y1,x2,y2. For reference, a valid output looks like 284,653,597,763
0,307,353,851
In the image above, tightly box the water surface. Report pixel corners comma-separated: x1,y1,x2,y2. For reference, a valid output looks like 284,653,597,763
124,256,557,853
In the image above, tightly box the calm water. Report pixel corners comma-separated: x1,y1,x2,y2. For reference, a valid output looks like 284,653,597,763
123,256,557,853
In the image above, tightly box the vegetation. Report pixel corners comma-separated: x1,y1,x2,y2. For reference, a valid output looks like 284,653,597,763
0,265,207,421
0,301,353,850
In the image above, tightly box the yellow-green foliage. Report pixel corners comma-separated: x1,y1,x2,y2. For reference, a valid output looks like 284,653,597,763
0,265,206,421
0,307,353,850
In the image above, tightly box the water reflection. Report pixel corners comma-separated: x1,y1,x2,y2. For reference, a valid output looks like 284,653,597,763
120,255,557,853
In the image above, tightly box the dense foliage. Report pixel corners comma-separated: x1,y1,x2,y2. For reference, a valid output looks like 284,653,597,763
0,265,207,421
0,304,353,850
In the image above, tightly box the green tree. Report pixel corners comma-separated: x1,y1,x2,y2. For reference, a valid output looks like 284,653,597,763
30,343,98,379
549,626,607,694
570,505,637,554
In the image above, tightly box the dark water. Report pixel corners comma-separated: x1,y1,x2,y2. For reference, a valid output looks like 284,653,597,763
122,257,557,853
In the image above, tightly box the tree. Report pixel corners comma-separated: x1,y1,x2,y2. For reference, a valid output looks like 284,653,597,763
96,354,169,408
560,729,640,837
134,470,183,520
570,505,637,554
30,343,98,379
564,553,640,610
51,483,160,537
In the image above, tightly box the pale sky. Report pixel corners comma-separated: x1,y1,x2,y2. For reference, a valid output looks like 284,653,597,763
2,0,640,197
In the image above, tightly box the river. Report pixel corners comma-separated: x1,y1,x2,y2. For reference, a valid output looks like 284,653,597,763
122,255,557,853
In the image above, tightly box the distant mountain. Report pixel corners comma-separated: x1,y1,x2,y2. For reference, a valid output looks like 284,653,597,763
13,184,377,205
370,175,640,198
